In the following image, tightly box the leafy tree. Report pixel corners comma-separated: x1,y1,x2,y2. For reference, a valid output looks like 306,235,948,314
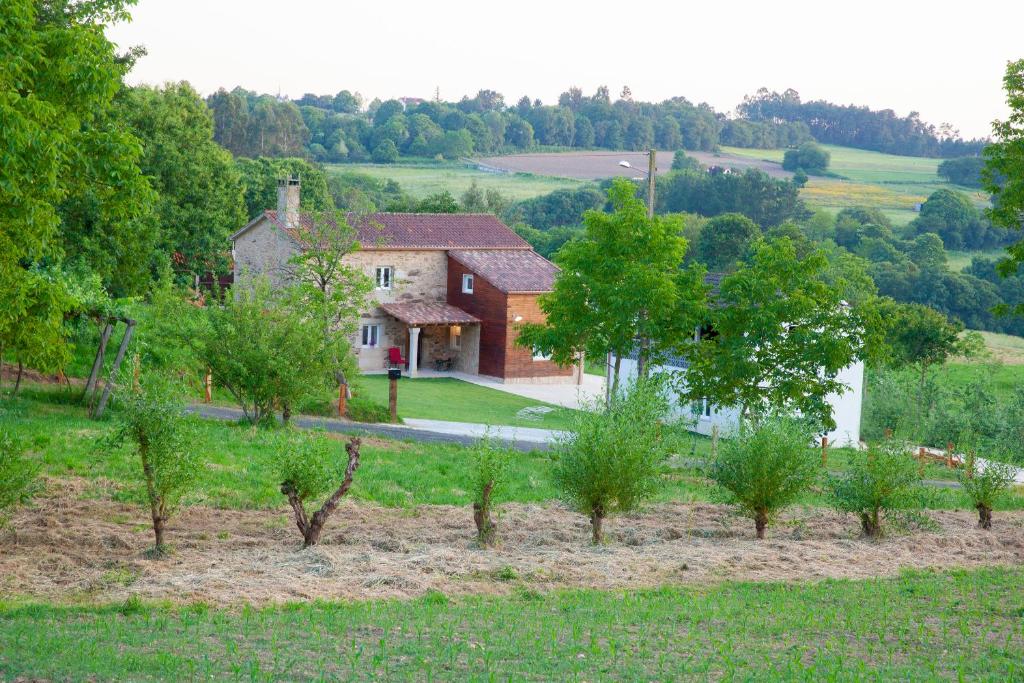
275,431,361,547
984,58,1024,279
2,0,153,364
685,238,873,431
470,436,512,546
958,449,1018,530
552,380,674,543
710,417,820,539
828,441,921,537
109,377,200,553
235,157,333,220
435,129,473,159
938,156,985,187
782,142,830,173
460,181,487,212
671,151,704,172
517,179,706,393
414,191,461,213
876,300,973,390
197,278,331,423
658,168,806,228
507,187,605,229
695,213,761,271
912,189,986,250
371,138,400,163
0,430,41,528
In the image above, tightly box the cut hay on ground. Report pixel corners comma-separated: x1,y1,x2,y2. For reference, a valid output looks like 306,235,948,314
2,479,1022,606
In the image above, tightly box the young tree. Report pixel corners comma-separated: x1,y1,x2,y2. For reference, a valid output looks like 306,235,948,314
684,237,875,431
470,436,512,546
828,441,921,538
552,380,674,544
198,278,331,423
983,58,1024,280
0,430,42,528
276,431,361,547
958,453,1018,530
695,213,761,271
109,378,200,553
710,417,820,539
518,179,706,394
282,211,374,407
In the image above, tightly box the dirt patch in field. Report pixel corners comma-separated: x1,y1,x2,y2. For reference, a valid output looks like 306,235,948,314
2,479,1022,606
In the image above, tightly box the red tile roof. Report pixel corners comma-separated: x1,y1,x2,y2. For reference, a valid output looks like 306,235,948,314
449,249,560,293
379,302,481,326
260,211,530,250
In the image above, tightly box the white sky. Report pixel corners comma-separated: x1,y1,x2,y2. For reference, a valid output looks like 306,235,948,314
108,0,1023,140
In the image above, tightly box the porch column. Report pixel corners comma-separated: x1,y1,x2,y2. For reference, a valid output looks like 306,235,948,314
408,326,421,378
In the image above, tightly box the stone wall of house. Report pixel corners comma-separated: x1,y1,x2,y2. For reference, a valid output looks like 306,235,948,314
346,249,448,372
232,218,298,287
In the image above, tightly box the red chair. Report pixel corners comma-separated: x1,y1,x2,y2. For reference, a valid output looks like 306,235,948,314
387,347,407,369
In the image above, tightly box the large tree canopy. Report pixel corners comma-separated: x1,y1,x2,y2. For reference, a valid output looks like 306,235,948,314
984,58,1024,280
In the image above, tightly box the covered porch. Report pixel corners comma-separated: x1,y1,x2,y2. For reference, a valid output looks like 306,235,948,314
379,302,481,378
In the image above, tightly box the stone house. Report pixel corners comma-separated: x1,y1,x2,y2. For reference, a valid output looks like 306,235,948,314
230,178,579,383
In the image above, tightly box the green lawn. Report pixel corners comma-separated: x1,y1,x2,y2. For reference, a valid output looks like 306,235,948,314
2,567,1021,680
354,375,579,431
940,362,1024,401
327,161,585,201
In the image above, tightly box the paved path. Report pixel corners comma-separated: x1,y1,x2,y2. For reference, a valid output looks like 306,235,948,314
187,405,557,451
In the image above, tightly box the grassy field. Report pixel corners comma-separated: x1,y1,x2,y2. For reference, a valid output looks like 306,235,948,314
947,249,1007,272
353,375,579,431
326,161,585,201
3,567,1022,680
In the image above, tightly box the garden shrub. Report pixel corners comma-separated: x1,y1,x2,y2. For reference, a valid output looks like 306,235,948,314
0,429,42,527
828,441,921,537
275,430,361,547
710,416,820,539
346,395,393,423
109,377,200,553
958,451,1018,529
552,379,674,544
470,435,512,546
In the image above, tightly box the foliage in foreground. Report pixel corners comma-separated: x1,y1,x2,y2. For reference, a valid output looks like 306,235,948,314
108,378,200,551
828,441,922,537
552,380,674,543
0,429,41,527
709,416,820,539
275,431,361,547
1,568,1022,680
958,455,1019,530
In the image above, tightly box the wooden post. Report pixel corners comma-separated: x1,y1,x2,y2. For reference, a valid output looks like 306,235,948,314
821,436,828,466
92,319,136,419
204,369,213,403
337,383,347,417
884,428,893,440
389,376,398,424
710,424,719,459
946,442,954,469
83,321,114,403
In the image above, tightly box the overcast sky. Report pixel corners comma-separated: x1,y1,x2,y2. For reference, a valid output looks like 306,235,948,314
108,0,1022,139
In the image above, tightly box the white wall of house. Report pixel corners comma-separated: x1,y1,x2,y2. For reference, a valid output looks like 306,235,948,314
611,356,864,447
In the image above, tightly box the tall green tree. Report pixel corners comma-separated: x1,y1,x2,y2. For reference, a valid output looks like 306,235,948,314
235,157,333,219
695,213,761,271
1,0,152,366
517,179,706,394
984,58,1024,282
685,238,874,430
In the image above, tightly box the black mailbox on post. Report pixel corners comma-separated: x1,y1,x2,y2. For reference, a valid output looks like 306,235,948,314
388,368,402,381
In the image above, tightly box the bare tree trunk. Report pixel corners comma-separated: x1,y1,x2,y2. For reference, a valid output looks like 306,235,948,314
83,322,114,403
140,442,168,553
93,320,136,418
754,510,768,539
282,438,362,548
977,504,992,530
590,505,605,544
473,480,496,546
282,401,291,425
609,354,622,405
13,362,23,395
860,509,882,537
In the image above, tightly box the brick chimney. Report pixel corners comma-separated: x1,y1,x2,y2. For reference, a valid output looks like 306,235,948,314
277,176,300,228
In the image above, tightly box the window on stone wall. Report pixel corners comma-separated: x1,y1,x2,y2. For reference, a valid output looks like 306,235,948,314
375,266,393,290
450,325,462,350
361,324,381,348
462,273,474,294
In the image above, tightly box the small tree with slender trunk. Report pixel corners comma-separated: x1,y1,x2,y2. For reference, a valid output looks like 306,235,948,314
276,431,361,548
958,453,1018,530
710,416,820,539
470,435,512,546
0,430,42,528
110,377,199,554
828,440,921,537
552,379,673,544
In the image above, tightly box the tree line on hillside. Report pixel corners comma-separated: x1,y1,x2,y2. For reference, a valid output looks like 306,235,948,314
738,88,987,158
203,83,985,165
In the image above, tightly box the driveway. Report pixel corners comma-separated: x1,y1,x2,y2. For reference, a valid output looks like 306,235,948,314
433,370,605,410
